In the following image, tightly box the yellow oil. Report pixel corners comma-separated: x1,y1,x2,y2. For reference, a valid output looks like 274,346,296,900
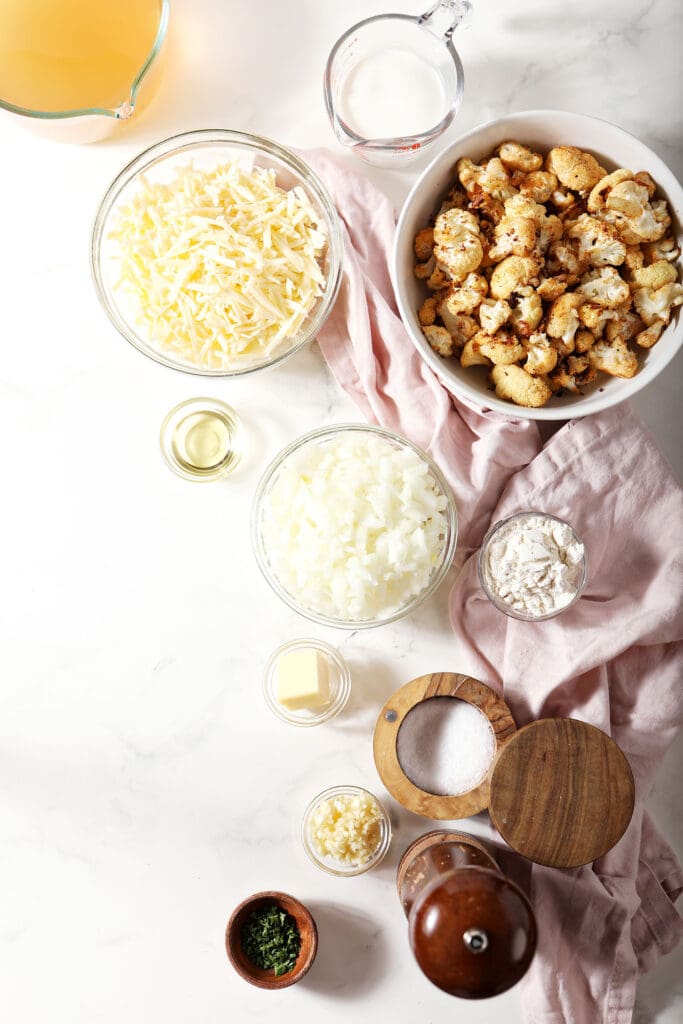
161,401,244,482
0,0,163,112
172,412,232,473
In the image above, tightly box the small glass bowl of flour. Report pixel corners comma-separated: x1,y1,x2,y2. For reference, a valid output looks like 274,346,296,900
478,511,587,621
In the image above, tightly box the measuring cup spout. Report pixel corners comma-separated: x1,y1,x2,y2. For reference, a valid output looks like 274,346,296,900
419,0,472,39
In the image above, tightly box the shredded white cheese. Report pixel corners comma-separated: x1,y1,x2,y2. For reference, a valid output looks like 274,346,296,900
260,433,450,621
108,160,328,369
310,792,382,866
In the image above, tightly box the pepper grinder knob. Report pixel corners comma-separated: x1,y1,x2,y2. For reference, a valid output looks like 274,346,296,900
462,927,488,953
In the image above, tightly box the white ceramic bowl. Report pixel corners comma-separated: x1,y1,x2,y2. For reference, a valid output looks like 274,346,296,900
392,110,683,420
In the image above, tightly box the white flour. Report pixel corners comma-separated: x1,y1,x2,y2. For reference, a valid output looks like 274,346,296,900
397,697,495,796
482,513,585,617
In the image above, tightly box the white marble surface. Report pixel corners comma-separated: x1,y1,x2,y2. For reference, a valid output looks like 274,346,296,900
1,1,681,1021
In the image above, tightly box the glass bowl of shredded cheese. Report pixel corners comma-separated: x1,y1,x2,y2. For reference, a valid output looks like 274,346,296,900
91,129,343,376
302,785,392,876
252,424,458,628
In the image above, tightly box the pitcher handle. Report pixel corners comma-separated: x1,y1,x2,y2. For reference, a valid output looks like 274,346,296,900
419,0,472,39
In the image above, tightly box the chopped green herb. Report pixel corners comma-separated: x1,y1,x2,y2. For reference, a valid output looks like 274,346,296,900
241,903,301,977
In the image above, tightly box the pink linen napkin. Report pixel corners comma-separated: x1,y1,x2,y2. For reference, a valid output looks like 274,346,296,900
304,148,683,1024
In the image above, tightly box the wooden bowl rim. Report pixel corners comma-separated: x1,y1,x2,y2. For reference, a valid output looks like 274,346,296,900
225,890,318,990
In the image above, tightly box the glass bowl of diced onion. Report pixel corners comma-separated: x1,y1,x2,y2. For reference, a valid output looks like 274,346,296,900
91,129,343,377
251,424,458,628
301,785,392,877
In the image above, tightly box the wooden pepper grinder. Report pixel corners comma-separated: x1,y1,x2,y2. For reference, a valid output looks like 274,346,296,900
397,830,537,999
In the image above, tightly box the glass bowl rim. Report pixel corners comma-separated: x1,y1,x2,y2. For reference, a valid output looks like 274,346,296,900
301,784,392,877
251,422,459,629
262,637,351,727
90,128,344,377
477,510,588,622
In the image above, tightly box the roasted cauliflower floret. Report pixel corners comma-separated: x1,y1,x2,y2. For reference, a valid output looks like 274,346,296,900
576,267,631,308
604,180,669,243
414,256,435,280
634,170,657,197
437,307,479,347
440,273,488,315
478,328,526,365
546,293,584,346
497,141,543,172
588,338,638,378
604,310,643,344
523,332,558,376
427,262,451,291
574,329,596,353
433,208,483,282
642,237,680,264
587,169,634,213
548,356,597,394
546,146,606,192
630,260,678,291
490,364,552,407
489,255,541,299
423,324,455,357
550,188,575,211
509,287,543,336
479,297,511,334
623,245,645,272
546,239,589,277
488,213,537,260
537,276,570,301
418,294,441,325
460,336,491,368
519,170,558,204
632,282,683,326
636,322,665,348
414,228,434,262
457,156,516,202
578,302,618,337
566,214,626,267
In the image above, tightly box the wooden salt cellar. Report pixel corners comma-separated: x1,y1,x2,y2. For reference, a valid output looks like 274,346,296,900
374,672,635,868
397,831,537,999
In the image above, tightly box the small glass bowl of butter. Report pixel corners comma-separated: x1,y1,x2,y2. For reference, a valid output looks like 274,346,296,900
262,638,351,727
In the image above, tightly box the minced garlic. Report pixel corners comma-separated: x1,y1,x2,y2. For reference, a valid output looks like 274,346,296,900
310,791,382,866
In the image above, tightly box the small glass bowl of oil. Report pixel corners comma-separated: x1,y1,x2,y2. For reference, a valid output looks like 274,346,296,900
160,398,244,482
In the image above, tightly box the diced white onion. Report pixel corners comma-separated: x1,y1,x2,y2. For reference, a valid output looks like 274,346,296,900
261,434,450,621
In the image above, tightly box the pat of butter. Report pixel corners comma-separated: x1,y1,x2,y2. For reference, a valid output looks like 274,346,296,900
276,649,330,711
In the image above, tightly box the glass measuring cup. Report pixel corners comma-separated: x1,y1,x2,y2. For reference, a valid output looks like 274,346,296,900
0,0,169,143
324,1,471,167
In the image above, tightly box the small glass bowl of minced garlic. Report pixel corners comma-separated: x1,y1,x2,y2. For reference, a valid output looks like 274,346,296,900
262,638,351,727
301,785,392,876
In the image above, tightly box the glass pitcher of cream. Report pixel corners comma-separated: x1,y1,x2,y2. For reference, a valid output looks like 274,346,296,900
324,0,471,167
0,0,169,143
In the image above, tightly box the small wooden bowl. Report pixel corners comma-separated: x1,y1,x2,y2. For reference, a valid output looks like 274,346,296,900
226,891,318,990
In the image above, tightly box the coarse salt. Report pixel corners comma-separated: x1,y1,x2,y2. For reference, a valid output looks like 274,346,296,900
481,513,585,618
397,697,495,796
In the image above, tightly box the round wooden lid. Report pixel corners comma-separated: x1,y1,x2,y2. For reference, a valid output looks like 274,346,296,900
489,718,635,868
409,866,536,999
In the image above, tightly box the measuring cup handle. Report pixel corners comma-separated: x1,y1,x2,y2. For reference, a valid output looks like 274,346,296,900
419,0,472,39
